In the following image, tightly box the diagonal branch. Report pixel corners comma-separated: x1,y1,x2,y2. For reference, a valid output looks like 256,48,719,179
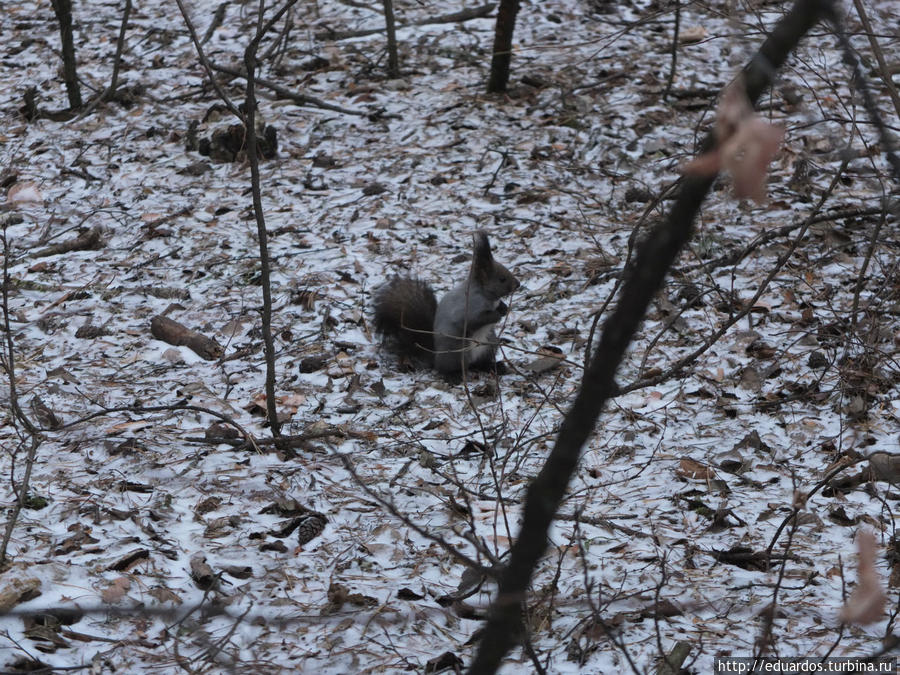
174,0,243,121
466,1,837,671
210,62,366,116
620,155,850,396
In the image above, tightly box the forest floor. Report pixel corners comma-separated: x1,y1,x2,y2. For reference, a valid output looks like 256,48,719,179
1,0,900,672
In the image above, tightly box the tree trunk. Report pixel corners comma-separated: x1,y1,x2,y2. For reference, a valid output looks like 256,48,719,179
50,0,82,109
381,0,399,77
243,45,282,440
487,0,520,93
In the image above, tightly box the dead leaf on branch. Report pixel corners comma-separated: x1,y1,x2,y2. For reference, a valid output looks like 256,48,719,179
683,81,784,204
840,530,886,625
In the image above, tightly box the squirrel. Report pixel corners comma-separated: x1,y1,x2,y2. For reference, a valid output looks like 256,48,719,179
373,230,520,374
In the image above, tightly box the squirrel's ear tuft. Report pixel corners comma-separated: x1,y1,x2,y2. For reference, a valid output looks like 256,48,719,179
472,230,494,270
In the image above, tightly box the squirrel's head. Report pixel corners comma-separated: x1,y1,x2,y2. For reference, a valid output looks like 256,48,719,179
471,230,519,299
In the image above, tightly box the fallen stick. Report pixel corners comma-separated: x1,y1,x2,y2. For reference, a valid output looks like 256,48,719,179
314,2,496,40
150,315,223,361
33,227,103,258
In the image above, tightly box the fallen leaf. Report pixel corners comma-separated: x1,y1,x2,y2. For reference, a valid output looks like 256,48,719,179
678,26,707,44
105,420,152,434
676,457,716,480
7,181,42,204
149,586,183,605
101,577,131,604
0,577,42,611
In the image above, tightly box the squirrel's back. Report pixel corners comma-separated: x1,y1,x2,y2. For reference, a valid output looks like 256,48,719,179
373,277,437,363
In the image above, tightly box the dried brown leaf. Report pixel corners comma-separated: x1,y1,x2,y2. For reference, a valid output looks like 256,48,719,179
0,577,42,612
840,530,886,625
682,81,784,204
100,577,131,604
676,457,716,480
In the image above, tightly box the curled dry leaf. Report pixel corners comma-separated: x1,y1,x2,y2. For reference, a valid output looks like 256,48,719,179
6,181,42,204
101,576,131,604
682,81,784,204
840,530,886,625
189,553,218,590
676,457,716,481
0,577,42,612
678,26,707,44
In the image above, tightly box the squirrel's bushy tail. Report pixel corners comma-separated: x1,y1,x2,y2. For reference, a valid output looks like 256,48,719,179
373,277,437,363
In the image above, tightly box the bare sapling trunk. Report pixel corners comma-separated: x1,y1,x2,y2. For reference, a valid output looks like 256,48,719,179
50,0,82,109
0,227,43,567
382,0,400,77
107,0,131,98
487,0,520,93
243,48,282,439
242,0,303,440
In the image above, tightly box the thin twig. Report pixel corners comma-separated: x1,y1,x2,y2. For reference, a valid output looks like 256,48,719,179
662,0,680,100
314,3,496,40
764,455,868,562
0,227,42,566
75,0,132,120
381,0,400,77
333,450,493,575
468,2,836,670
210,62,366,116
174,0,243,121
826,8,900,184
55,402,259,453
242,0,305,440
850,0,900,122
620,157,850,395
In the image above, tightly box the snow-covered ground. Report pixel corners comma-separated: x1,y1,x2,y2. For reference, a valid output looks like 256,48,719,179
1,0,899,671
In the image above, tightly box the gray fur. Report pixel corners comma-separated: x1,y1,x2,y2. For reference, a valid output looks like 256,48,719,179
373,231,518,375
433,231,519,374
